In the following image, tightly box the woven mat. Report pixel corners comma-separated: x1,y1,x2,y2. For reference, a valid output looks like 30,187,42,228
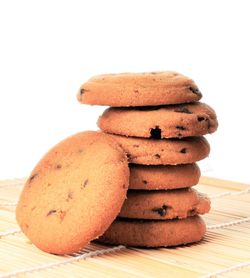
0,177,250,278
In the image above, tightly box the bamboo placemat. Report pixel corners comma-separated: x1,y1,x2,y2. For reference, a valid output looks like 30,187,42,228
0,177,250,278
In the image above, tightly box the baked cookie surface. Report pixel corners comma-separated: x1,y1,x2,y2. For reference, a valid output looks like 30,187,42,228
98,102,218,138
78,72,202,107
119,188,210,220
109,134,210,165
98,216,206,247
16,131,129,255
129,163,200,190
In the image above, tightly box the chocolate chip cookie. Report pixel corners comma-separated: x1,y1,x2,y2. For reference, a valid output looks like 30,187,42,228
129,163,200,190
98,216,206,247
98,102,218,138
78,72,202,106
109,134,210,165
119,188,210,220
16,131,129,255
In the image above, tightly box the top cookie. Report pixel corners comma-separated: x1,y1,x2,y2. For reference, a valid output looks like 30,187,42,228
77,72,202,107
16,131,129,255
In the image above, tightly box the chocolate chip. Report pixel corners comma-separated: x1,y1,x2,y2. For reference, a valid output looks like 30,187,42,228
134,89,139,93
188,209,197,216
47,210,57,216
154,154,161,159
127,153,132,160
81,179,89,189
175,107,193,114
176,126,186,131
152,205,168,217
197,116,205,122
180,148,187,153
31,206,36,211
59,210,66,221
80,88,86,95
189,86,201,95
28,173,38,183
56,164,62,169
66,191,73,201
133,144,139,148
150,126,162,139
143,180,148,184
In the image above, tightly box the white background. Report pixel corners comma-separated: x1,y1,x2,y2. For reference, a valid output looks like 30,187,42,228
0,0,249,183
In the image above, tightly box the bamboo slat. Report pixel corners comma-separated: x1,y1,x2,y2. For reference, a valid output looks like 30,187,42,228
0,177,249,278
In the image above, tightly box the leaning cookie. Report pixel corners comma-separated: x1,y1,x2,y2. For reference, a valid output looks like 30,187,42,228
129,163,200,190
16,131,129,255
77,72,202,107
119,188,210,220
108,134,210,165
98,102,218,139
98,216,206,247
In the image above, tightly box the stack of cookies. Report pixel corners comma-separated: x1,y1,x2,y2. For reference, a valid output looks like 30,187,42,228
15,71,218,255
78,72,218,247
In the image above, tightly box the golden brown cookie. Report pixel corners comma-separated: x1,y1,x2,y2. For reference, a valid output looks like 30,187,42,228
98,102,218,139
77,72,202,106
16,131,129,255
109,134,210,165
119,188,210,220
129,163,200,190
98,216,206,247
